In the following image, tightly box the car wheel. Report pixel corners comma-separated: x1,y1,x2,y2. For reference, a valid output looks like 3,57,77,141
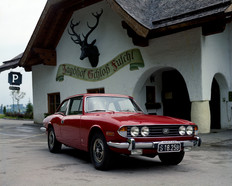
158,151,185,165
48,127,62,153
90,132,111,170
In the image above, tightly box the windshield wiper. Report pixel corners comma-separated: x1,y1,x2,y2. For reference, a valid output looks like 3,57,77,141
87,109,106,113
119,110,142,113
120,110,134,112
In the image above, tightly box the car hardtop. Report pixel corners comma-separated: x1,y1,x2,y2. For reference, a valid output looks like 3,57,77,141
66,93,132,100
55,93,134,113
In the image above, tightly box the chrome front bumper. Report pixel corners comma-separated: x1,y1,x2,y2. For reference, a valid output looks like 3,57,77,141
40,127,46,133
107,137,201,151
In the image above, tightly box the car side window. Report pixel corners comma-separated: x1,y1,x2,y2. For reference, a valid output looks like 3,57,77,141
68,97,83,115
57,100,69,115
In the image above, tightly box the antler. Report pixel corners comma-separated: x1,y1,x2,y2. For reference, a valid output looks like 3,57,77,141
83,9,103,44
68,19,84,46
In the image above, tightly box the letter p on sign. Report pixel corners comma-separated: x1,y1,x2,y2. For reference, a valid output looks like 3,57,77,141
8,72,22,85
13,74,19,83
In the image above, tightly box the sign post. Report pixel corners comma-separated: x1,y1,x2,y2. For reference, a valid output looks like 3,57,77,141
8,72,22,90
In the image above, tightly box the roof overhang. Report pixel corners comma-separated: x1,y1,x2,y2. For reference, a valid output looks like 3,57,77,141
19,0,232,71
0,53,23,73
107,0,232,39
19,0,103,71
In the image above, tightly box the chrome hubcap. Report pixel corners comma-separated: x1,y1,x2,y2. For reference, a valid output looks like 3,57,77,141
93,139,104,163
49,131,54,148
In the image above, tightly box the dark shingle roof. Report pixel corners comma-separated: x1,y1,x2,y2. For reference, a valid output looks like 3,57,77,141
0,53,22,73
112,0,232,37
115,0,231,28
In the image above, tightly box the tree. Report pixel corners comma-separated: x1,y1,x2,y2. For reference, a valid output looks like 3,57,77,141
3,106,6,115
10,90,16,112
26,101,33,114
15,91,26,113
10,90,26,113
0,104,2,114
25,101,33,119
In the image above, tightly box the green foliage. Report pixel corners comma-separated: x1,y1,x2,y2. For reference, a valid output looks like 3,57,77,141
25,102,33,119
5,112,24,118
1,101,33,120
3,106,6,115
4,112,33,119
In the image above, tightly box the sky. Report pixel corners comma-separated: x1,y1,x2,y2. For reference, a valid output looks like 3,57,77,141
0,0,47,106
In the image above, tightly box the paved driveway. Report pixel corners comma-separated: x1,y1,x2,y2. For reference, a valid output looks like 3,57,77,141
0,119,232,186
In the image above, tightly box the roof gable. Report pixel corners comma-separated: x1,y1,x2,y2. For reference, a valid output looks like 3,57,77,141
19,0,232,70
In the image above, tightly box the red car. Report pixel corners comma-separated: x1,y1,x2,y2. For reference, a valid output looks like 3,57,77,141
42,93,201,170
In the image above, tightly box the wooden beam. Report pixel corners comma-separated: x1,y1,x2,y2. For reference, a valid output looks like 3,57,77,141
225,4,232,13
202,20,226,36
24,66,32,72
121,21,149,47
33,48,57,66
106,0,149,38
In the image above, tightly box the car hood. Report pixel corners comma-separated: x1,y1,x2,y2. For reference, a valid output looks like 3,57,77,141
105,113,194,126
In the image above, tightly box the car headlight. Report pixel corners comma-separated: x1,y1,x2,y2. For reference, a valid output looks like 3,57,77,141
186,126,193,135
131,126,139,137
141,126,149,137
179,126,186,136
118,126,127,137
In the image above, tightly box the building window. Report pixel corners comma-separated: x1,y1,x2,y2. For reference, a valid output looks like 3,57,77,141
48,92,60,114
87,88,105,93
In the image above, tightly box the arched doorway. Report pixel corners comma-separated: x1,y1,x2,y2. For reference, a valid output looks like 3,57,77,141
210,78,221,129
162,70,191,120
133,68,191,120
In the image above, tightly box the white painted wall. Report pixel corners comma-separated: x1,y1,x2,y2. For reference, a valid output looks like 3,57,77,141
32,1,203,123
32,65,60,122
133,28,202,103
31,0,232,131
201,24,232,128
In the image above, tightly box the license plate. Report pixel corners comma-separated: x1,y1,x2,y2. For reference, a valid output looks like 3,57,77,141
158,141,181,153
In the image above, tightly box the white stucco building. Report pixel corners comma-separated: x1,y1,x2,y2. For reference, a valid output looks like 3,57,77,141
4,0,232,133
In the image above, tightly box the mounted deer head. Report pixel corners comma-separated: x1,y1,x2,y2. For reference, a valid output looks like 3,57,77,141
68,9,103,68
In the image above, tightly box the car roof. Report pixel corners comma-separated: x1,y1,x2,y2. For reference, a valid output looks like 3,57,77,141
66,93,132,100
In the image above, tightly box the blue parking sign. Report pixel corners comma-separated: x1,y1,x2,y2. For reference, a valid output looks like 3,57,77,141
8,72,22,85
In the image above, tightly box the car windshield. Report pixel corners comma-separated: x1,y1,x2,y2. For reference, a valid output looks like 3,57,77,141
85,96,143,113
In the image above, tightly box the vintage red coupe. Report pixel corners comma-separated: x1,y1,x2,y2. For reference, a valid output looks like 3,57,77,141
42,93,201,170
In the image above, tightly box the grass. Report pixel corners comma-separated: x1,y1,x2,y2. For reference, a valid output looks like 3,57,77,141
0,114,32,120
0,114,15,119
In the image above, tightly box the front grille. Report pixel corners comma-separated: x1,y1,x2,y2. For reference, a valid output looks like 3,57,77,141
127,125,190,137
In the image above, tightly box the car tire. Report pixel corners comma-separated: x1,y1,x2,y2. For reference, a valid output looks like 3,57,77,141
48,127,62,153
158,151,185,165
90,132,111,170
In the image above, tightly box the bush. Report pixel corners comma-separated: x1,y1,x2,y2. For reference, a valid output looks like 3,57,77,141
24,113,33,119
5,112,33,119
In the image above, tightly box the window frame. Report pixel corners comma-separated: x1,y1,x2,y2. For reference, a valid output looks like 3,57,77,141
67,96,83,115
57,99,70,115
47,92,60,114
